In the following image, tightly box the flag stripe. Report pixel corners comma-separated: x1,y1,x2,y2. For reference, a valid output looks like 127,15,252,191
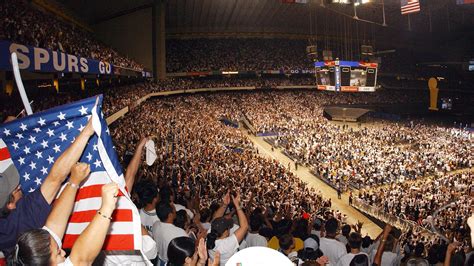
63,234,135,250
75,184,126,201
401,0,420,14
0,146,10,161
0,96,144,257
68,209,133,223
73,197,135,212
65,221,135,234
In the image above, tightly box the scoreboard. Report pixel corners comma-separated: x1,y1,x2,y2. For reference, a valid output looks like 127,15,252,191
315,60,378,92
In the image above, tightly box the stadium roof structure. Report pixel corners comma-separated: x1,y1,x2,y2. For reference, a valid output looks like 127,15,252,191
59,0,474,35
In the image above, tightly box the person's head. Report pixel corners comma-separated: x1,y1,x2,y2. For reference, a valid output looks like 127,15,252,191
4,185,23,212
348,232,362,250
414,242,425,257
138,184,158,208
349,254,369,266
312,218,323,231
293,219,309,239
279,234,295,253
156,201,176,223
167,237,196,266
383,235,395,252
341,224,351,237
303,235,319,251
206,217,234,250
324,218,339,237
249,214,264,232
174,210,189,230
10,229,66,265
200,208,211,223
159,186,174,203
362,236,373,248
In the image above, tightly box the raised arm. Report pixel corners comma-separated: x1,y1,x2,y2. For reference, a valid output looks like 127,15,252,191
373,224,392,266
212,191,230,221
41,120,94,204
45,163,90,239
232,191,249,243
69,183,119,265
125,137,147,192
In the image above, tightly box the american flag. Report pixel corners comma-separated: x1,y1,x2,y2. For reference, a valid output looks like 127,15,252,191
456,0,474,4
0,96,142,253
401,0,420,15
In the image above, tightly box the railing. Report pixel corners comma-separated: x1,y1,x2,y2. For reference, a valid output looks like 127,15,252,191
353,198,435,235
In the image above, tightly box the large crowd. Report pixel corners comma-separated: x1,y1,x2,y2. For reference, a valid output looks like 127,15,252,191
0,0,143,70
358,171,473,240
1,84,473,265
166,39,312,72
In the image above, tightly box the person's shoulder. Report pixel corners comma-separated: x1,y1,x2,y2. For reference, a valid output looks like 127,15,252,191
22,189,49,206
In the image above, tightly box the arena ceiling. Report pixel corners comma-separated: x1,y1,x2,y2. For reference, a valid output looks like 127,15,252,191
60,0,474,35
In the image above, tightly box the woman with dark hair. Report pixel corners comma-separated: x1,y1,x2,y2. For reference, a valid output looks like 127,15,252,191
9,162,120,266
167,237,219,266
206,191,248,265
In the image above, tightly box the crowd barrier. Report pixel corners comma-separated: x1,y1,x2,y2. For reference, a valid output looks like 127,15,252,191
353,198,435,236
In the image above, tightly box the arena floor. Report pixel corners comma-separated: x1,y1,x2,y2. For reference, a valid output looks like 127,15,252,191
242,126,384,238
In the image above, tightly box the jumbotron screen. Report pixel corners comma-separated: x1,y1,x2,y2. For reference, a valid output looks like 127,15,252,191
315,61,378,92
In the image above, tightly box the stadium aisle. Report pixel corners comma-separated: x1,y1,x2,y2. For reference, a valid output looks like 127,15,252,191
242,129,383,238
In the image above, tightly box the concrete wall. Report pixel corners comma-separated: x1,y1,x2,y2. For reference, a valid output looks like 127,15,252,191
94,8,153,70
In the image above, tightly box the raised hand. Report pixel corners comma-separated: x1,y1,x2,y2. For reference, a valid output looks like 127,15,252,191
138,136,149,149
83,118,95,136
70,163,90,186
316,256,329,265
208,251,220,266
232,190,241,209
197,238,208,264
383,223,393,237
223,190,231,206
100,182,119,216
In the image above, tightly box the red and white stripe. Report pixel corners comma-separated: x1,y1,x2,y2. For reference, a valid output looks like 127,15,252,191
62,172,137,251
401,0,420,15
0,139,13,174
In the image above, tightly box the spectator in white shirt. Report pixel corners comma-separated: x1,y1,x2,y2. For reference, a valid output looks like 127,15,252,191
337,232,370,266
207,191,248,265
370,235,401,266
336,224,351,247
152,201,188,265
244,213,268,248
320,218,347,265
311,218,323,238
138,183,159,234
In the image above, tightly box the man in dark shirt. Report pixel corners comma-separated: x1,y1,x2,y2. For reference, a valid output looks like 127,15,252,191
0,120,94,256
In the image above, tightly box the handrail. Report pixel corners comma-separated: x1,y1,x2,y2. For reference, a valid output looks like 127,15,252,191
352,198,435,236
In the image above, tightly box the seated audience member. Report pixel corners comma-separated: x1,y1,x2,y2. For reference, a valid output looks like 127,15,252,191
207,191,248,265
336,232,370,266
320,218,347,265
152,201,188,265
12,163,120,265
0,120,94,256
